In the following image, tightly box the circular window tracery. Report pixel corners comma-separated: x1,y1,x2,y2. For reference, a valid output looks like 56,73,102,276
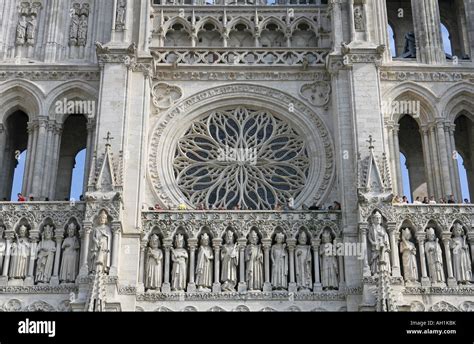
173,107,310,210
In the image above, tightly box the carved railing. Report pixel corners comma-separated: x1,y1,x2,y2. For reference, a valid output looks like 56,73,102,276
0,202,86,229
152,0,326,6
151,48,328,66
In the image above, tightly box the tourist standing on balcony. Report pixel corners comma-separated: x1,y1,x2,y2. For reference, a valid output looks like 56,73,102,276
17,193,26,202
429,196,437,205
447,195,456,204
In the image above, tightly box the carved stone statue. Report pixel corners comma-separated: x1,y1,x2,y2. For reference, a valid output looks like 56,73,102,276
145,234,163,290
245,230,263,291
271,232,288,290
0,225,5,273
171,234,188,291
195,233,213,292
9,225,30,279
399,228,419,283
354,7,364,31
320,229,338,290
59,223,80,283
220,230,238,292
116,0,127,29
425,228,445,284
16,15,28,45
78,14,88,46
451,224,472,284
35,225,56,284
295,231,312,291
89,210,112,273
402,32,416,58
26,15,37,45
368,211,391,275
69,12,79,45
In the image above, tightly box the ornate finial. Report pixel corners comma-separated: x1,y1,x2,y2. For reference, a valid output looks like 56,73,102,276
104,132,114,146
367,135,375,151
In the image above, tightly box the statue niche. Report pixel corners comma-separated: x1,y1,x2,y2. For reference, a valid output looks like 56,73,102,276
89,210,112,274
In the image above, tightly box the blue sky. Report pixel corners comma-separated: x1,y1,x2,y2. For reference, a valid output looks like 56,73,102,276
7,26,470,202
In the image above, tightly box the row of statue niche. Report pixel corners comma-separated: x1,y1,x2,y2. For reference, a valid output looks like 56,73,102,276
0,223,80,284
368,212,472,285
145,229,339,292
399,224,472,285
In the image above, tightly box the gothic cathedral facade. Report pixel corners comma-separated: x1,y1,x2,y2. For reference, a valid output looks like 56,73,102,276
0,0,474,312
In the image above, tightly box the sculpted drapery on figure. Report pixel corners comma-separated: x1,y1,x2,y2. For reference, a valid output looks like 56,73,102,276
171,234,188,291
0,225,5,273
89,210,112,273
271,232,288,290
425,228,445,284
320,229,338,290
145,234,163,291
399,228,419,283
196,233,213,292
35,225,56,284
451,224,472,284
26,15,37,45
221,230,238,292
245,230,264,291
9,225,30,279
59,223,80,283
16,15,28,45
368,211,391,275
295,231,312,291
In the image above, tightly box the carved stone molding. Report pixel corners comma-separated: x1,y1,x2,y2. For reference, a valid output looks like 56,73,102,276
151,82,183,111
154,71,330,82
380,70,468,83
0,70,100,81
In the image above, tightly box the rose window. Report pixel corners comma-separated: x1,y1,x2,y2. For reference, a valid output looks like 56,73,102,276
173,107,310,210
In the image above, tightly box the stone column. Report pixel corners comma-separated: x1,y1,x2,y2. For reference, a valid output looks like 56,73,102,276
410,0,446,64
83,120,95,195
262,239,272,292
25,230,39,286
444,123,458,200
49,124,63,200
109,223,121,276
348,0,356,42
359,224,371,276
212,237,222,292
374,0,391,61
0,124,7,198
449,125,463,201
420,126,435,197
386,121,398,194
387,223,401,278
31,118,48,198
39,122,55,198
442,233,457,287
237,238,247,292
287,238,297,292
429,125,443,198
161,238,172,293
330,0,344,51
312,238,322,291
392,124,403,196
415,232,431,286
335,238,345,287
187,238,197,292
0,231,14,285
50,227,64,285
436,121,453,198
468,236,474,267
78,223,92,277
137,239,147,292
23,121,37,195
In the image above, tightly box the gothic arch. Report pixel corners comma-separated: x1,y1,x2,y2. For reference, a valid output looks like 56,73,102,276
227,17,255,32
47,81,98,123
162,16,193,35
441,85,474,123
259,16,286,32
195,16,224,33
0,81,44,124
290,17,317,33
382,83,439,125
